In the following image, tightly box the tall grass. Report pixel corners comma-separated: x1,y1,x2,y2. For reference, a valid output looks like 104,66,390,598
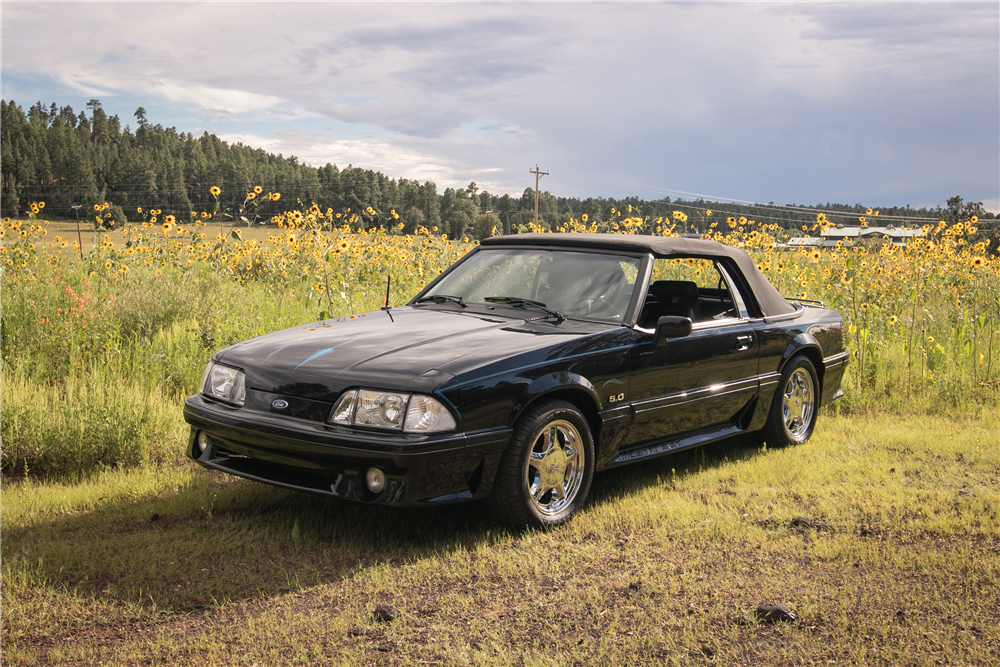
1,365,183,477
2,201,998,477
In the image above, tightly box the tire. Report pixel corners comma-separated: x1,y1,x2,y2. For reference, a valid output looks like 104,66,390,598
488,400,595,529
758,355,819,447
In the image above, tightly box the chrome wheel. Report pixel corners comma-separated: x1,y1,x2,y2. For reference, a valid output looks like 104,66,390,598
782,367,815,438
488,400,595,529
756,355,820,448
525,419,585,517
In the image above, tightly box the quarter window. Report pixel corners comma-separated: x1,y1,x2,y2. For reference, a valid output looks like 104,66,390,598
636,257,741,328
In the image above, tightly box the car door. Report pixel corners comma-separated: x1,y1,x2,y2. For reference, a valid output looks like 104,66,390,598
620,257,760,448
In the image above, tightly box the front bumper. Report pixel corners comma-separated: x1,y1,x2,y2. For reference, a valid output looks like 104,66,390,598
183,394,510,506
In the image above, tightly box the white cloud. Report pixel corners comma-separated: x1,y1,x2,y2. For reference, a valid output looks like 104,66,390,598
216,130,461,186
151,82,280,115
2,1,997,206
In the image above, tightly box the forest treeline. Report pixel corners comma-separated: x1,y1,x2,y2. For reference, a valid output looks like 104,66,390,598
2,99,994,241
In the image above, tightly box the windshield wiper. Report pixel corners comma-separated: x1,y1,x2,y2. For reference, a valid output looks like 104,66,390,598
484,296,565,322
413,294,467,307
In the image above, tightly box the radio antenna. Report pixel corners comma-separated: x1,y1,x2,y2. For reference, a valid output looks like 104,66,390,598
381,275,392,311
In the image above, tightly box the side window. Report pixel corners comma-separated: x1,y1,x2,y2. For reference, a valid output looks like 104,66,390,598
636,257,739,328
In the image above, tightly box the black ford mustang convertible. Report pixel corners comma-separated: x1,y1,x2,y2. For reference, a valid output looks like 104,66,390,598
185,233,847,528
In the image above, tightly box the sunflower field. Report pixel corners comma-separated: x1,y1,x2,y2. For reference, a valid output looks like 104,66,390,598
2,191,998,476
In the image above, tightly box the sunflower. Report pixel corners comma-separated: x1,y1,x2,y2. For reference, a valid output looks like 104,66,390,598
254,185,263,194
889,315,899,325
971,256,986,269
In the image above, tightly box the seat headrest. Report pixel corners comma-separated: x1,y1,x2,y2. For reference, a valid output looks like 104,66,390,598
649,280,698,299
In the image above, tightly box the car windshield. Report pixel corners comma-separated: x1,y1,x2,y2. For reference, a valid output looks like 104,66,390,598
422,248,639,322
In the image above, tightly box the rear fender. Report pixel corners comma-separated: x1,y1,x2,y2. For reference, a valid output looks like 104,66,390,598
782,333,819,364
747,335,825,432
781,335,825,391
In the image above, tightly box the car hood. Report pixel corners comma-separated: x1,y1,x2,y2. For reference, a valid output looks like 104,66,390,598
214,306,609,401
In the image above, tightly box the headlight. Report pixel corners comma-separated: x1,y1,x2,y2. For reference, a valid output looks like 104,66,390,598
328,389,456,433
202,362,246,406
356,390,408,429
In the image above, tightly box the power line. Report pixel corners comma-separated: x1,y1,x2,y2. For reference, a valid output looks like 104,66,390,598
576,178,953,223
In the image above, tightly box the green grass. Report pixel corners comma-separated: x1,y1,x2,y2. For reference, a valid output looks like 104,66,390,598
0,365,187,477
3,409,998,665
3,225,999,664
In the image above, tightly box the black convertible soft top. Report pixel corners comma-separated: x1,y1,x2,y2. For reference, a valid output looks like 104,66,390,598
479,232,795,318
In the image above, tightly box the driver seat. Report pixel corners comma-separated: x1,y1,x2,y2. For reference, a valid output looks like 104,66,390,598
639,280,699,327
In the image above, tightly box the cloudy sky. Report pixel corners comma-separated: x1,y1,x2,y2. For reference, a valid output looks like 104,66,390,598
3,1,998,211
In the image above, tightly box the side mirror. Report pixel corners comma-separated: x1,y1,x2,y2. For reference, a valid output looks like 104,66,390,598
653,316,692,346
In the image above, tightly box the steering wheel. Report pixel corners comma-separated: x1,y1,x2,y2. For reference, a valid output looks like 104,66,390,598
587,297,624,321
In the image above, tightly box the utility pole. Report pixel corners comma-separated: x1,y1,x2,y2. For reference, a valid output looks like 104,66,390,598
70,204,84,261
529,164,548,225
484,207,494,237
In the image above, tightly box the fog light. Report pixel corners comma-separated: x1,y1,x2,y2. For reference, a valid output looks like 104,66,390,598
196,431,211,455
364,467,387,494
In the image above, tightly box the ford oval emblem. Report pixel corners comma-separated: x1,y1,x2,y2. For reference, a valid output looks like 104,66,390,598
272,399,289,410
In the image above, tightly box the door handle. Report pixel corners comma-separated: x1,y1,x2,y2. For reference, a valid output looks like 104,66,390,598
735,335,753,351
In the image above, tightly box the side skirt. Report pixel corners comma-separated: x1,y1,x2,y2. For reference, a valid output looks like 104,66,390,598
603,421,745,468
